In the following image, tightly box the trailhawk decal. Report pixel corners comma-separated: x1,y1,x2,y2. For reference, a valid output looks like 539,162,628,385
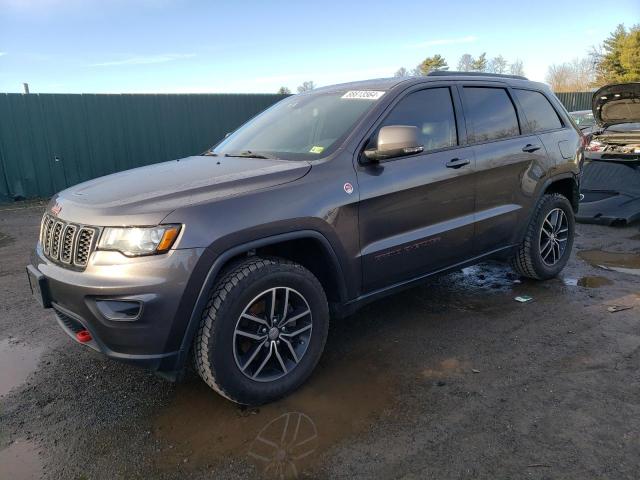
341,90,385,100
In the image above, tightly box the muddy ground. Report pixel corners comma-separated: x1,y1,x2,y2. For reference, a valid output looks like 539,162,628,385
1,202,639,480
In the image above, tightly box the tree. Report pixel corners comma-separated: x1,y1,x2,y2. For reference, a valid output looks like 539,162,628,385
545,58,595,92
471,52,487,72
297,81,315,93
510,59,525,77
546,63,573,92
394,67,410,77
457,53,474,72
592,24,640,84
418,54,448,75
620,28,640,81
277,86,291,95
488,55,508,74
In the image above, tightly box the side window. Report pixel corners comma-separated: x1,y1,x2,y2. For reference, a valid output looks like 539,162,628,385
376,88,457,152
514,89,563,132
462,87,520,143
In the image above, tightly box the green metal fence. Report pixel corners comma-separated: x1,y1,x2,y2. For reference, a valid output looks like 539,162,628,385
554,92,593,112
0,93,287,201
0,90,594,202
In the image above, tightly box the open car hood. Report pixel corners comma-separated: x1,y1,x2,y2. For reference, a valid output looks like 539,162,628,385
593,83,640,127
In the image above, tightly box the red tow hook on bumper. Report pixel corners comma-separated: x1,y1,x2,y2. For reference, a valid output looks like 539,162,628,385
75,330,92,343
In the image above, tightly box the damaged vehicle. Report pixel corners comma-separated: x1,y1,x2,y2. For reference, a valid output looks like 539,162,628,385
578,82,640,225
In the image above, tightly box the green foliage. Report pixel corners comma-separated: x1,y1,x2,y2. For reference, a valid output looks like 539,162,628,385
470,52,487,72
620,29,640,81
418,54,448,75
593,24,640,84
277,86,291,95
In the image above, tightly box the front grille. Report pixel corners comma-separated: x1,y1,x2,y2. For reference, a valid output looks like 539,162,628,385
39,214,99,270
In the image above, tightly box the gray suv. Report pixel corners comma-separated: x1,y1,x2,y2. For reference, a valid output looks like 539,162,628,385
27,72,583,405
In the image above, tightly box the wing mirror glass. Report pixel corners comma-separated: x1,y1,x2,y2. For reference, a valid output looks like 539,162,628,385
363,125,424,162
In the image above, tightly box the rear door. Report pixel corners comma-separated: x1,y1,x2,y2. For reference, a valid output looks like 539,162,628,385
356,85,476,292
459,84,548,255
512,88,574,165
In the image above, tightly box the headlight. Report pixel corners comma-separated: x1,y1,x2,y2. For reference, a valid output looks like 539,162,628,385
97,225,181,256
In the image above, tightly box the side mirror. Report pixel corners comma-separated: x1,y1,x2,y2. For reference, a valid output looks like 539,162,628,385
363,125,424,162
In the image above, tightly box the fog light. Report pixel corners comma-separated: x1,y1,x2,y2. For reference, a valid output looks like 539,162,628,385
96,300,142,321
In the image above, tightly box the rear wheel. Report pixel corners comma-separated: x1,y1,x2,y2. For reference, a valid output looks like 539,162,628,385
194,257,329,405
510,193,575,280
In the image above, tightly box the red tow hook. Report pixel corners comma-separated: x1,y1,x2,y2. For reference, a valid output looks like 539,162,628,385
76,329,92,343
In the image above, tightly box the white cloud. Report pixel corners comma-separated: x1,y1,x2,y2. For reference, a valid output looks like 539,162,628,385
0,52,7,57
406,35,478,49
89,53,195,67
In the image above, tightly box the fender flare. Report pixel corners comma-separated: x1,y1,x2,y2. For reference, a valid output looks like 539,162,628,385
174,229,347,370
514,172,580,245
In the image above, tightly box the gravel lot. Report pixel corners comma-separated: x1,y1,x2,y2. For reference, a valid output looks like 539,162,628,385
1,202,639,479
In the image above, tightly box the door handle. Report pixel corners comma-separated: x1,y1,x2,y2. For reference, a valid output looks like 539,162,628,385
445,158,470,169
522,143,542,153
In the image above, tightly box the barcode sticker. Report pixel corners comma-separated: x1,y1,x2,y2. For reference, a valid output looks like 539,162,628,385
341,90,385,100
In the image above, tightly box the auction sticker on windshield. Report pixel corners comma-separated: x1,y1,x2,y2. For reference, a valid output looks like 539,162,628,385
341,90,385,100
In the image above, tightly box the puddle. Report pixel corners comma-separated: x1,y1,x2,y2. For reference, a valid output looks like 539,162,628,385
578,250,640,276
562,276,614,288
0,231,15,248
0,440,43,480
460,264,519,291
0,339,44,397
153,347,396,478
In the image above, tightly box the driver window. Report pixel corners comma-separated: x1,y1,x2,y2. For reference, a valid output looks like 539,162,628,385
373,87,458,152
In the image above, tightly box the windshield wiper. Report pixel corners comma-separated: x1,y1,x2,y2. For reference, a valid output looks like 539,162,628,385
200,150,218,156
224,150,275,160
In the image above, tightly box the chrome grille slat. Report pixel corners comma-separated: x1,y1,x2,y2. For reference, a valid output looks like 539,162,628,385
43,216,55,255
39,214,97,270
50,221,64,259
74,228,95,267
60,224,77,264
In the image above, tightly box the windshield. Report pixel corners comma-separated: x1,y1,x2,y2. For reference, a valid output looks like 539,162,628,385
210,90,385,160
570,111,595,127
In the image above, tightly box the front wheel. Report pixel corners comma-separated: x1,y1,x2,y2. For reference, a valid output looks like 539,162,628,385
510,193,575,280
194,257,329,405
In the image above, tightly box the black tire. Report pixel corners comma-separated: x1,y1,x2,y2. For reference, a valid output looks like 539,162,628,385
194,256,329,405
510,193,575,280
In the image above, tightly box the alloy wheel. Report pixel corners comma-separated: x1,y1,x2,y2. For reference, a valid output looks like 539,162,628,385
539,207,569,266
233,287,313,382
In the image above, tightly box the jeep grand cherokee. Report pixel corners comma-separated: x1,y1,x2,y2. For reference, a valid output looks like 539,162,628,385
28,72,583,405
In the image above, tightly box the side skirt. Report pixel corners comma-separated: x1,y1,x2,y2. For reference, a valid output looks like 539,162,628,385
338,244,517,317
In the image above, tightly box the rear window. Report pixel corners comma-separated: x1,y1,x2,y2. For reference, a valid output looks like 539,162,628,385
514,89,563,132
462,87,520,143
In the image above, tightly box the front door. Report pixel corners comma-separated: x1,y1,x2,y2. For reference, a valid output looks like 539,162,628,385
356,86,476,293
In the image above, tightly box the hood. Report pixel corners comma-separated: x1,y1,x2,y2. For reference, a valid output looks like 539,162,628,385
593,83,640,127
52,155,311,226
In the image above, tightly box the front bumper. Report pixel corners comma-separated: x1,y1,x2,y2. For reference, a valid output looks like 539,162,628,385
30,244,206,375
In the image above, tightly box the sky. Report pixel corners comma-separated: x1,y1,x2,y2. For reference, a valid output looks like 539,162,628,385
0,0,638,94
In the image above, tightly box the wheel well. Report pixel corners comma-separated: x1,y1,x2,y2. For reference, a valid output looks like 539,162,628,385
545,178,579,212
218,238,343,305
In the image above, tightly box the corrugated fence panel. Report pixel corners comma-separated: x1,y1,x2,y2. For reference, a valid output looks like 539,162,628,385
0,90,593,201
0,93,286,201
554,92,593,112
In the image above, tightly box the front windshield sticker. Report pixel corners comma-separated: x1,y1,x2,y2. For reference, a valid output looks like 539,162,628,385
309,146,325,154
341,90,385,100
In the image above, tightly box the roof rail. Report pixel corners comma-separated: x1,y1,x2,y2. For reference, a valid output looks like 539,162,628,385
427,70,528,81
